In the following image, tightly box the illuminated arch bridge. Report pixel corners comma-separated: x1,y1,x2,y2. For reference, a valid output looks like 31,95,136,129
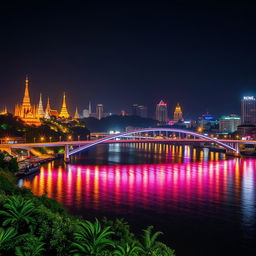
66,128,239,161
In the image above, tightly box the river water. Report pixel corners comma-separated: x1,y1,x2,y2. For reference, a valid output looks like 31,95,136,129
19,143,256,256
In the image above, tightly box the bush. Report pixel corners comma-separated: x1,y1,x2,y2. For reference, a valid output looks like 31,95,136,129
0,170,17,195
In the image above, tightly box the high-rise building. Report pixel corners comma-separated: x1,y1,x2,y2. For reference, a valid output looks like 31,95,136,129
137,105,147,118
83,109,90,118
131,104,139,116
156,100,168,124
88,101,92,115
173,103,183,122
241,96,256,125
14,76,41,126
59,92,70,119
131,104,147,118
96,104,103,120
198,113,218,130
82,102,92,118
219,115,241,133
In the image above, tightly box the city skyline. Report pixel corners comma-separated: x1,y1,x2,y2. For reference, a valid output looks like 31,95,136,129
1,2,256,117
2,74,253,120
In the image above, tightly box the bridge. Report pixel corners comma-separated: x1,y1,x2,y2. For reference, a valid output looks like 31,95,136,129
0,128,252,162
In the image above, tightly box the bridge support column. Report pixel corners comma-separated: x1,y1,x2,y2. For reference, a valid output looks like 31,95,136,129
64,145,70,163
27,148,30,157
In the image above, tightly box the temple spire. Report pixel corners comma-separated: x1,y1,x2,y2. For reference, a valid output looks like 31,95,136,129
22,75,31,107
74,107,79,119
88,101,92,114
59,92,70,118
37,93,45,118
45,97,51,112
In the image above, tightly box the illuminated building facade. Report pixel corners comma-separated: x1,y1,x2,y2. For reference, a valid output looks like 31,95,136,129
83,102,91,118
198,113,218,130
14,76,41,126
59,92,70,119
156,100,168,124
131,104,148,118
241,96,256,125
96,104,103,120
219,115,241,133
173,103,183,122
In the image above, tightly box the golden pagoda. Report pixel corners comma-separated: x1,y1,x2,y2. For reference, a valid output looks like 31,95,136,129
74,107,79,119
173,103,183,122
37,93,45,118
0,106,8,115
44,97,51,119
14,76,41,126
59,92,70,119
44,97,59,119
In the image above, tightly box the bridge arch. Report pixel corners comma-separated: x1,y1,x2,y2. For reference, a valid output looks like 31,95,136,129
68,128,238,157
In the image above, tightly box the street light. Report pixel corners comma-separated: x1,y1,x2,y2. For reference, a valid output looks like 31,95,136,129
197,127,203,133
49,136,52,142
40,136,45,142
59,136,62,141
77,135,80,141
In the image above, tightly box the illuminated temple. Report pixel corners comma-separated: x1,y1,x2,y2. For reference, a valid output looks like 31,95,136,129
14,76,41,126
14,76,70,126
59,92,70,119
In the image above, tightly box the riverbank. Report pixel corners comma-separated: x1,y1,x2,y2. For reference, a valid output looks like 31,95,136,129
0,153,175,256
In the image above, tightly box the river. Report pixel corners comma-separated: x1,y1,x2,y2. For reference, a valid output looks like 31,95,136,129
18,143,256,256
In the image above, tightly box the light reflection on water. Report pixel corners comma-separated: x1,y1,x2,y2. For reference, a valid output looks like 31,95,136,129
19,144,256,256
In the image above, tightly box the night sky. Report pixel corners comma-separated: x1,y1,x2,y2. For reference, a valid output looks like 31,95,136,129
1,1,256,118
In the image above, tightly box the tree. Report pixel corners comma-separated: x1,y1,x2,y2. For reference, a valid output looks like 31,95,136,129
114,242,142,256
140,226,163,256
0,196,35,232
72,219,114,256
0,227,17,250
15,235,45,256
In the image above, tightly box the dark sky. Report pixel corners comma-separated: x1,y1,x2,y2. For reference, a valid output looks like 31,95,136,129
1,1,256,119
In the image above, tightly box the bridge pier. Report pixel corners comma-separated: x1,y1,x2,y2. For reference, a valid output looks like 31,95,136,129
27,148,31,157
64,145,70,163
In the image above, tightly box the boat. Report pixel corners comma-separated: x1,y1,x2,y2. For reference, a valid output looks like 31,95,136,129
16,164,40,177
240,144,256,156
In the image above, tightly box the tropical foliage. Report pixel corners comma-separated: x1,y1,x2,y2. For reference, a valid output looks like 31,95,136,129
0,154,175,256
72,219,114,255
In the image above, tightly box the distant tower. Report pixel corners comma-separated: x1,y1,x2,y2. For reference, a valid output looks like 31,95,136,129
173,103,183,122
88,101,92,115
37,93,45,118
96,104,103,120
74,107,79,119
156,100,168,124
59,92,70,119
241,96,256,125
